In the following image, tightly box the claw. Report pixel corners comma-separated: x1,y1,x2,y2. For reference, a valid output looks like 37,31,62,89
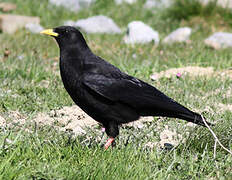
104,137,115,150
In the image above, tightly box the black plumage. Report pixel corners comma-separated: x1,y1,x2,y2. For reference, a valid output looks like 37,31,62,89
41,26,210,149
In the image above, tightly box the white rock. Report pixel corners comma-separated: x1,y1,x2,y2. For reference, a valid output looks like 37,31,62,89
34,105,98,136
75,15,121,34
163,27,192,44
115,0,137,4
204,32,232,49
144,0,172,9
49,0,95,12
124,21,159,44
25,23,44,33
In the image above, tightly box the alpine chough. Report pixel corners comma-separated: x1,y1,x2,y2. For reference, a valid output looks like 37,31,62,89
41,26,211,149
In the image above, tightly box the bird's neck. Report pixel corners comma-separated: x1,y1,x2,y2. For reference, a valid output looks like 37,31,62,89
60,43,92,61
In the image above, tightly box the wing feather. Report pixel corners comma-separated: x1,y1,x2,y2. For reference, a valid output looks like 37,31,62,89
83,73,190,115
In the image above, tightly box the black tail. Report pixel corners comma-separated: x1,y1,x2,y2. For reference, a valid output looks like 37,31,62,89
176,112,212,127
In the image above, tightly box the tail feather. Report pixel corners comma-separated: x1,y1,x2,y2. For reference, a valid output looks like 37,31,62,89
176,112,212,127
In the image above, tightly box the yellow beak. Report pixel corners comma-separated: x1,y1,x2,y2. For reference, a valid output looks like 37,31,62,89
40,29,58,37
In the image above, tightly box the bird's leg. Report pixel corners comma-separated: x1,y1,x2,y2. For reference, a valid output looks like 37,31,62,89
104,137,115,150
104,122,118,150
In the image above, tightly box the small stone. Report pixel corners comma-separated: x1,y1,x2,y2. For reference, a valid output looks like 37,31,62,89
204,32,232,49
124,21,159,44
150,74,158,81
163,143,174,150
0,14,40,34
25,23,44,34
75,15,121,34
163,27,192,44
0,2,17,12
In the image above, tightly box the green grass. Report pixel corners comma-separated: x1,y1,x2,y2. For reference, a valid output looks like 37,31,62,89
0,0,232,179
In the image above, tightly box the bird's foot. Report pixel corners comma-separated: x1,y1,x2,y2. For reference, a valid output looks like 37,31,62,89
104,137,115,150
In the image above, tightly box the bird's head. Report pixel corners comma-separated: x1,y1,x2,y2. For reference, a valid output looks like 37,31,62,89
40,26,87,49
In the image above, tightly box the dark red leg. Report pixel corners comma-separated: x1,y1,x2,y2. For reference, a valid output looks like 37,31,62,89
104,122,118,150
104,137,115,150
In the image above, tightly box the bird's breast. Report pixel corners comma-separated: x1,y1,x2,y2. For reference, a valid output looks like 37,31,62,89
60,61,84,101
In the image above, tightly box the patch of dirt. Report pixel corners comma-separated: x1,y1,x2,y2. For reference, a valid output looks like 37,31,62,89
2,105,159,136
125,116,154,129
151,66,232,81
219,69,232,79
159,126,183,148
217,103,232,112
33,105,98,135
0,116,6,126
8,111,26,126
150,66,214,80
203,87,222,100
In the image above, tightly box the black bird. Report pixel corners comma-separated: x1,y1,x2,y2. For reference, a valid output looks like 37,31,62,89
41,26,210,149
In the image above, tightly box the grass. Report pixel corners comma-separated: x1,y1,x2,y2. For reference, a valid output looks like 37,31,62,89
0,0,232,179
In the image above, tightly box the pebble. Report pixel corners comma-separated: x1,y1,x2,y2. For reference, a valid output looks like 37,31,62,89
74,15,121,34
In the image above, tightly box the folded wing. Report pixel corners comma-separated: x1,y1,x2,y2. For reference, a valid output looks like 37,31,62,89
83,73,195,117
